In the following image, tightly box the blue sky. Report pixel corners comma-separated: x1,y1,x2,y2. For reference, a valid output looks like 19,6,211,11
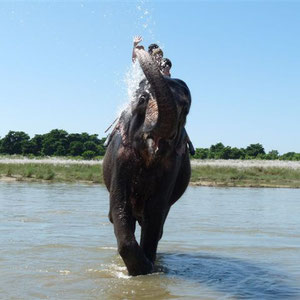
0,1,299,154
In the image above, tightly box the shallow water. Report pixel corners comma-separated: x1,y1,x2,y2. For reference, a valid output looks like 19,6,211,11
0,182,299,299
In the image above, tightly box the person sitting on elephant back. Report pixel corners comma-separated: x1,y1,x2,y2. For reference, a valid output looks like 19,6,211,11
132,37,164,68
105,36,195,156
132,37,162,64
160,58,172,77
132,37,194,152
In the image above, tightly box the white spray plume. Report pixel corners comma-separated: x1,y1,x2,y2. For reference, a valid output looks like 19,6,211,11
116,60,145,120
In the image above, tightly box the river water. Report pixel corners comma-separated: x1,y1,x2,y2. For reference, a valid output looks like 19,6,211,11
0,182,299,299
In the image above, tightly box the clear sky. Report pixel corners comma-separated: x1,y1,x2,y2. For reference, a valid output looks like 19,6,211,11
0,1,299,154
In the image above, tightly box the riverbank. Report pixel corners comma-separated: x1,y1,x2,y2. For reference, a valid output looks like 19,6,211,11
0,163,103,184
191,165,300,188
1,158,300,188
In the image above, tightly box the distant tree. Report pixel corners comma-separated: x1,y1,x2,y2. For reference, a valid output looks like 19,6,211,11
42,129,68,156
194,148,209,159
97,144,106,156
280,152,299,161
68,133,82,144
22,134,45,156
82,150,96,160
245,143,265,158
218,146,232,159
80,132,92,144
210,142,225,153
265,150,279,160
208,143,225,159
99,137,106,145
32,134,44,155
89,134,101,145
229,147,245,159
0,131,30,154
83,141,98,153
97,137,106,156
54,142,66,156
22,140,36,155
69,141,84,156
194,144,246,160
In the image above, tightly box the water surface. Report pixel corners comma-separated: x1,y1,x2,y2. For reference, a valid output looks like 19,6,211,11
0,182,299,299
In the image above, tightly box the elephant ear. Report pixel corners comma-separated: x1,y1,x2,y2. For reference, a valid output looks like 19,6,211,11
135,49,178,139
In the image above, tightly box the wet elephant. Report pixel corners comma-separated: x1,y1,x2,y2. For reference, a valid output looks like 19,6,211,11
103,49,192,276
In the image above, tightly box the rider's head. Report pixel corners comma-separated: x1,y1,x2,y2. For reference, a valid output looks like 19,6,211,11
160,58,172,77
161,58,172,69
148,44,159,55
151,47,164,64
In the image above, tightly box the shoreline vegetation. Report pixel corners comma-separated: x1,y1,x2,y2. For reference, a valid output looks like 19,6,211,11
1,157,300,188
1,130,300,161
1,130,300,188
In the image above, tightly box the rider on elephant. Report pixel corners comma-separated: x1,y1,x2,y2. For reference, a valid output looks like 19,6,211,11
104,36,195,156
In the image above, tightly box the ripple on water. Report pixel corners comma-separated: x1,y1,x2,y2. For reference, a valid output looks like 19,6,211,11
158,252,300,300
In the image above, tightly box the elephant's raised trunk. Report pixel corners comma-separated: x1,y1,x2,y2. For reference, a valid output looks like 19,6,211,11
135,49,177,139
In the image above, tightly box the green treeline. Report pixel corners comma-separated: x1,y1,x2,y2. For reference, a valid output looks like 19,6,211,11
0,130,106,159
0,130,300,160
193,142,300,161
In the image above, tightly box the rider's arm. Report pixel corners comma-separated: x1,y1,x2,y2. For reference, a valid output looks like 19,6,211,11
132,36,143,62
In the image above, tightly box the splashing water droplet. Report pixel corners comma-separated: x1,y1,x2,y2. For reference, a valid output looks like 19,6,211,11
116,61,145,119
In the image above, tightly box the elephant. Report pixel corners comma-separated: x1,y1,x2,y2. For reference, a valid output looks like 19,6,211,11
103,48,192,276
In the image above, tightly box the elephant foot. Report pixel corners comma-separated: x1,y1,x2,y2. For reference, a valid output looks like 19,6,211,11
127,259,153,276
119,240,154,276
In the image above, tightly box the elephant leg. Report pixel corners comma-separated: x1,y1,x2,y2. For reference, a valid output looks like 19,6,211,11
158,208,170,241
140,211,166,263
111,204,153,276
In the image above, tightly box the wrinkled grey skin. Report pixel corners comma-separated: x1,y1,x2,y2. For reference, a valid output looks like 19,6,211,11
103,49,191,276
